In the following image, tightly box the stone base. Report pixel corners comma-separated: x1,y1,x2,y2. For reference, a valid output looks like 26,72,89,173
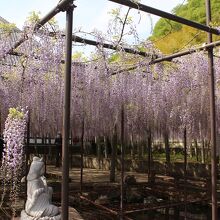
68,207,84,219
20,210,61,220
20,207,83,220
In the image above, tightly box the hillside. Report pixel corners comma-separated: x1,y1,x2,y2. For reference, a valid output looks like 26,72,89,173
150,0,220,54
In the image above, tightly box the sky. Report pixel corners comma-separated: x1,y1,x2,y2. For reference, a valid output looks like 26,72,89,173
1,0,183,55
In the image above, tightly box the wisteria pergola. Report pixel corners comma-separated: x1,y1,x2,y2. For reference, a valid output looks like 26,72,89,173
1,0,220,219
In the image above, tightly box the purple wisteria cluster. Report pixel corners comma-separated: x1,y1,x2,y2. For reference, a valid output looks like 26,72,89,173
0,107,28,211
1,107,28,171
0,18,220,147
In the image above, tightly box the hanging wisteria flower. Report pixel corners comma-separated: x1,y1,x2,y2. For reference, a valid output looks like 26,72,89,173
0,107,28,214
2,107,28,169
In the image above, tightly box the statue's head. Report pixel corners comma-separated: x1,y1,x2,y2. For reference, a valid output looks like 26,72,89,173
27,157,45,181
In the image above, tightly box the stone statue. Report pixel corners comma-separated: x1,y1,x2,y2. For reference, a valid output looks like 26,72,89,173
21,157,61,220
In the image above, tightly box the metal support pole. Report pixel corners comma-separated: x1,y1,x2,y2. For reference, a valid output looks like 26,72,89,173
206,1,217,219
80,118,84,194
71,35,158,58
24,111,30,208
61,1,74,220
34,0,73,30
183,128,187,220
147,130,152,182
0,110,1,134
120,105,125,220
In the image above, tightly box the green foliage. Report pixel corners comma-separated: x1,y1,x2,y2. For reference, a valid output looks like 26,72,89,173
152,19,182,39
72,51,87,62
108,53,121,63
109,8,133,24
109,8,120,17
151,0,220,53
25,11,58,29
8,108,24,119
152,26,207,53
26,11,41,24
152,151,200,163
0,22,16,33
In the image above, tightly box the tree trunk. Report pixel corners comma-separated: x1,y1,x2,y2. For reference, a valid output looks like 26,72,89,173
141,142,144,158
189,143,193,158
201,139,205,163
96,136,101,169
110,126,117,182
164,132,170,164
194,139,199,162
130,134,134,159
103,136,108,158
206,140,211,162
147,130,153,182
137,136,142,159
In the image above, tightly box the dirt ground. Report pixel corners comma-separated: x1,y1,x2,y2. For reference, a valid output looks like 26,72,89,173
46,165,149,183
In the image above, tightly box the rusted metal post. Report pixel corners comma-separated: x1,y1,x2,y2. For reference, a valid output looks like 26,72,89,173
62,1,74,219
24,111,30,207
147,130,152,182
42,135,47,175
80,118,84,194
120,105,125,219
183,127,187,220
0,110,1,134
206,0,217,219
26,111,30,171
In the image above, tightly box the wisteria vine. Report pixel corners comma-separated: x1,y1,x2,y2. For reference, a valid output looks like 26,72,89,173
0,107,28,214
0,15,220,154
